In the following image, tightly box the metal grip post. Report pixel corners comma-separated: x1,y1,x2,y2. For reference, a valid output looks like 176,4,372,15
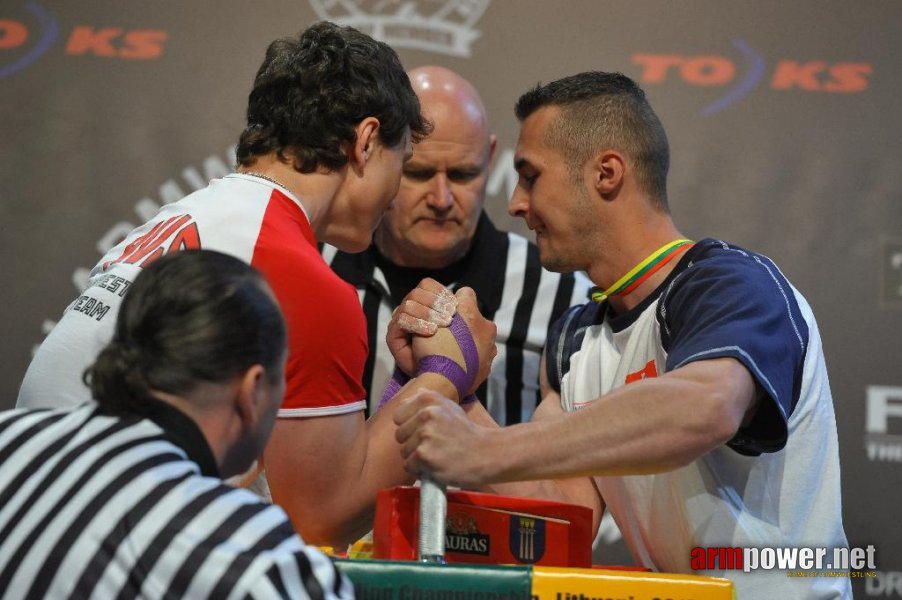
418,475,447,563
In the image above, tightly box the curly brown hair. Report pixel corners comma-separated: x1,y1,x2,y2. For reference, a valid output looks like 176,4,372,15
236,21,430,173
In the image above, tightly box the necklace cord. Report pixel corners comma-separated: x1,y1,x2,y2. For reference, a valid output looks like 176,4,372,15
243,171,289,190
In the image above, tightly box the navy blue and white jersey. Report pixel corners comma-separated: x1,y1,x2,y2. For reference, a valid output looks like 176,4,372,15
546,239,850,599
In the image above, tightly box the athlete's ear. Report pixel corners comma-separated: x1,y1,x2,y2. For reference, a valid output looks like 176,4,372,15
350,117,381,171
591,150,625,198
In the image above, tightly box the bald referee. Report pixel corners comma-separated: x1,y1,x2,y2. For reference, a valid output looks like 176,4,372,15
0,251,352,599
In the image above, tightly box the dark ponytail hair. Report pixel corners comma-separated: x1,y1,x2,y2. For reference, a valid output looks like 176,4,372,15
85,250,286,412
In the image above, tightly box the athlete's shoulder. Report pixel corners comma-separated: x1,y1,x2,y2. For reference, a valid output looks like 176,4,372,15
680,238,782,272
168,174,279,217
661,238,797,309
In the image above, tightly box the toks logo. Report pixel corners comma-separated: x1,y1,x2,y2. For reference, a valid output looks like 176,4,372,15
632,38,873,116
1,1,167,80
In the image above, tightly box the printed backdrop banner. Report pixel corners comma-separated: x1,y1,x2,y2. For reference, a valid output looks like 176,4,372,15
1,2,900,596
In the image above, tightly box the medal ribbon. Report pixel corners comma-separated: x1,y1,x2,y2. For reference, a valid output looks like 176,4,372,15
590,239,694,302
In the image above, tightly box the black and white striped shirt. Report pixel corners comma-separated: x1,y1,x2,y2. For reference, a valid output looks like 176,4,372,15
0,401,353,600
326,213,592,425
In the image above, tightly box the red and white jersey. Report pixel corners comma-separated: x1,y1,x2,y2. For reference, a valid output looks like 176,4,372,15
18,174,368,417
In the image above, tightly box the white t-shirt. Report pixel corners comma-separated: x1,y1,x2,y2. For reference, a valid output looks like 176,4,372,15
548,239,850,599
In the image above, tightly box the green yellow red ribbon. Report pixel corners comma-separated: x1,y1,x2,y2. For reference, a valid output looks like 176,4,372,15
590,239,694,302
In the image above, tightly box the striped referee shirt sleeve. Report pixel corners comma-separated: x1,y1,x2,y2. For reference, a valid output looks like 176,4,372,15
242,538,353,600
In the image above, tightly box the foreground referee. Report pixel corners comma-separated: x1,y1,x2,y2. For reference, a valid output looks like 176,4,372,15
0,251,352,599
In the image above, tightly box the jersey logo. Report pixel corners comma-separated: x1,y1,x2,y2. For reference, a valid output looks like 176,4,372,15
625,359,658,384
102,214,202,271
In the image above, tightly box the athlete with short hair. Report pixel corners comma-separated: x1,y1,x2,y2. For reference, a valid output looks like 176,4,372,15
394,71,850,598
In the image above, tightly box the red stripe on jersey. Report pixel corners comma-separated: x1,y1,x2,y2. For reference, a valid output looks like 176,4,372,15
250,189,368,411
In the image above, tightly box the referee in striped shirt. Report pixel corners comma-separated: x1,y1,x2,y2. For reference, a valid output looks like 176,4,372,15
326,66,591,425
0,251,352,599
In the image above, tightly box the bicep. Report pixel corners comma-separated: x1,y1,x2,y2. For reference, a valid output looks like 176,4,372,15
264,411,369,541
664,357,760,434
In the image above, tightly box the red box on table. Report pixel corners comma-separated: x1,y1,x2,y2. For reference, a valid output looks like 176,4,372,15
373,486,593,567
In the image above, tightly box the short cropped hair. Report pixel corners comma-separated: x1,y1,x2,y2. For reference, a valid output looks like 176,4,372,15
236,21,431,173
85,250,286,411
515,71,670,210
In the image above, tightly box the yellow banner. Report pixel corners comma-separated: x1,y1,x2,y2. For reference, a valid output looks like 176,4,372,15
531,566,734,600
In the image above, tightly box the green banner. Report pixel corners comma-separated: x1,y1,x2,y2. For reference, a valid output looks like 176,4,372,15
335,559,533,600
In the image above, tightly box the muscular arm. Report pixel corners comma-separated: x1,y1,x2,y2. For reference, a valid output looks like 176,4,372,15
460,352,604,534
469,357,758,481
396,357,760,504
264,372,458,548
266,283,495,548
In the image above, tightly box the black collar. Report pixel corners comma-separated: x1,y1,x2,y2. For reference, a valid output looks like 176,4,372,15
99,398,220,478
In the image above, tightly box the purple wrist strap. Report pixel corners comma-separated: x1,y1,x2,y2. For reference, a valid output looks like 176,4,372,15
377,366,411,411
449,313,479,377
450,316,480,403
378,313,481,408
416,355,469,400
416,313,479,402
460,393,479,405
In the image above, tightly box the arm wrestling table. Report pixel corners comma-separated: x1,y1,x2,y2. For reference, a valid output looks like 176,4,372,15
332,486,734,600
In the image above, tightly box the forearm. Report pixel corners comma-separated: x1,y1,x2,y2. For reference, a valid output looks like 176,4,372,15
393,361,752,536
266,374,460,548
464,400,603,531
463,402,555,498
472,360,753,484
355,372,460,494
